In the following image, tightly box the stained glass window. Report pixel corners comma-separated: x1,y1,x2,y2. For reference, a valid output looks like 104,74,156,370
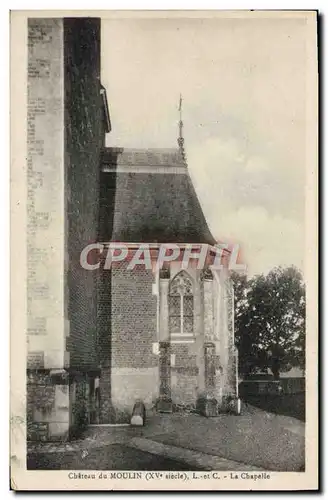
183,316,193,333
169,295,180,315
183,296,193,315
168,272,194,335
169,315,180,333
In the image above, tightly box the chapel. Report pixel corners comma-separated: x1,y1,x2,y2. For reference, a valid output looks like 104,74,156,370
97,111,239,421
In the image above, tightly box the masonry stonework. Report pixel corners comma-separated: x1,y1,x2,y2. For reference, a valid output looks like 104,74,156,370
64,18,104,371
97,259,158,422
27,18,67,371
27,370,69,442
27,17,106,441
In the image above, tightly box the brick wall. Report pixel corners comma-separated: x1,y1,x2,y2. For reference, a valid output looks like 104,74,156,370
69,374,89,435
64,18,105,370
97,255,112,369
111,264,157,369
97,260,158,418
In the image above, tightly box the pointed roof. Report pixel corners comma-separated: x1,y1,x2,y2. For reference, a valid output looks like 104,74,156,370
99,147,216,245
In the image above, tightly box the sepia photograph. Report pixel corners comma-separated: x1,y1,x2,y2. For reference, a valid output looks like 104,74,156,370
10,9,318,491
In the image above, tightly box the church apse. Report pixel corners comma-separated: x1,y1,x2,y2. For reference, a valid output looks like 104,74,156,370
97,144,240,420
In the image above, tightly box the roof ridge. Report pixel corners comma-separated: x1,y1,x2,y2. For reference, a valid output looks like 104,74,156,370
103,146,183,152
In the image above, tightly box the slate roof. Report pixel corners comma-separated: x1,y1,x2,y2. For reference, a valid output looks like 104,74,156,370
101,147,186,168
99,147,216,245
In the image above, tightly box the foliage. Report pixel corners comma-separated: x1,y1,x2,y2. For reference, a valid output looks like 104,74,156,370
232,267,305,379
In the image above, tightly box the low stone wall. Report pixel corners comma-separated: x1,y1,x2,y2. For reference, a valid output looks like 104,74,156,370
280,377,305,394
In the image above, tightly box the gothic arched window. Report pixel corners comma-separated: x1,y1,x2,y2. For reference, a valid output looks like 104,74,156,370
169,272,194,335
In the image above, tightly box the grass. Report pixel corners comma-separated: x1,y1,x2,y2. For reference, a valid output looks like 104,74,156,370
241,393,305,421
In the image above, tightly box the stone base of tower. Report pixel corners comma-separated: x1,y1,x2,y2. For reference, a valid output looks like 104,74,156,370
27,369,100,442
27,370,70,442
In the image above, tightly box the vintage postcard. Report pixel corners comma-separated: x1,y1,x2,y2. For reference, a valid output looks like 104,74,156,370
10,10,318,491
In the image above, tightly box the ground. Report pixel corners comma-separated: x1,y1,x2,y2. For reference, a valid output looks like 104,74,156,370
27,444,197,470
27,403,305,472
242,393,305,421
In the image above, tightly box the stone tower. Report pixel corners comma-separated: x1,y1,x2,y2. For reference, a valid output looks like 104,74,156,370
27,17,110,441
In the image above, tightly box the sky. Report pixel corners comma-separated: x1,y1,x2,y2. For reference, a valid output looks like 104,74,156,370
101,14,309,276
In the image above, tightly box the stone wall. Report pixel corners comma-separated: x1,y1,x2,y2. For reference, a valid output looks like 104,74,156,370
27,370,69,442
27,18,68,370
211,270,240,410
27,370,92,441
170,344,199,407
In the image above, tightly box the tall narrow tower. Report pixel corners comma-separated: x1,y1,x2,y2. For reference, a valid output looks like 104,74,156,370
27,17,110,442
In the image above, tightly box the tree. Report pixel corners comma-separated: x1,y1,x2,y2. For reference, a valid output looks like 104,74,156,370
232,266,305,379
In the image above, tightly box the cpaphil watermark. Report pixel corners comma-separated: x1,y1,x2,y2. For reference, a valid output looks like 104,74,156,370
80,243,246,272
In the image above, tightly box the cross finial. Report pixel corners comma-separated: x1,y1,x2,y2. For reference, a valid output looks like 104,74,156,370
178,93,185,160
